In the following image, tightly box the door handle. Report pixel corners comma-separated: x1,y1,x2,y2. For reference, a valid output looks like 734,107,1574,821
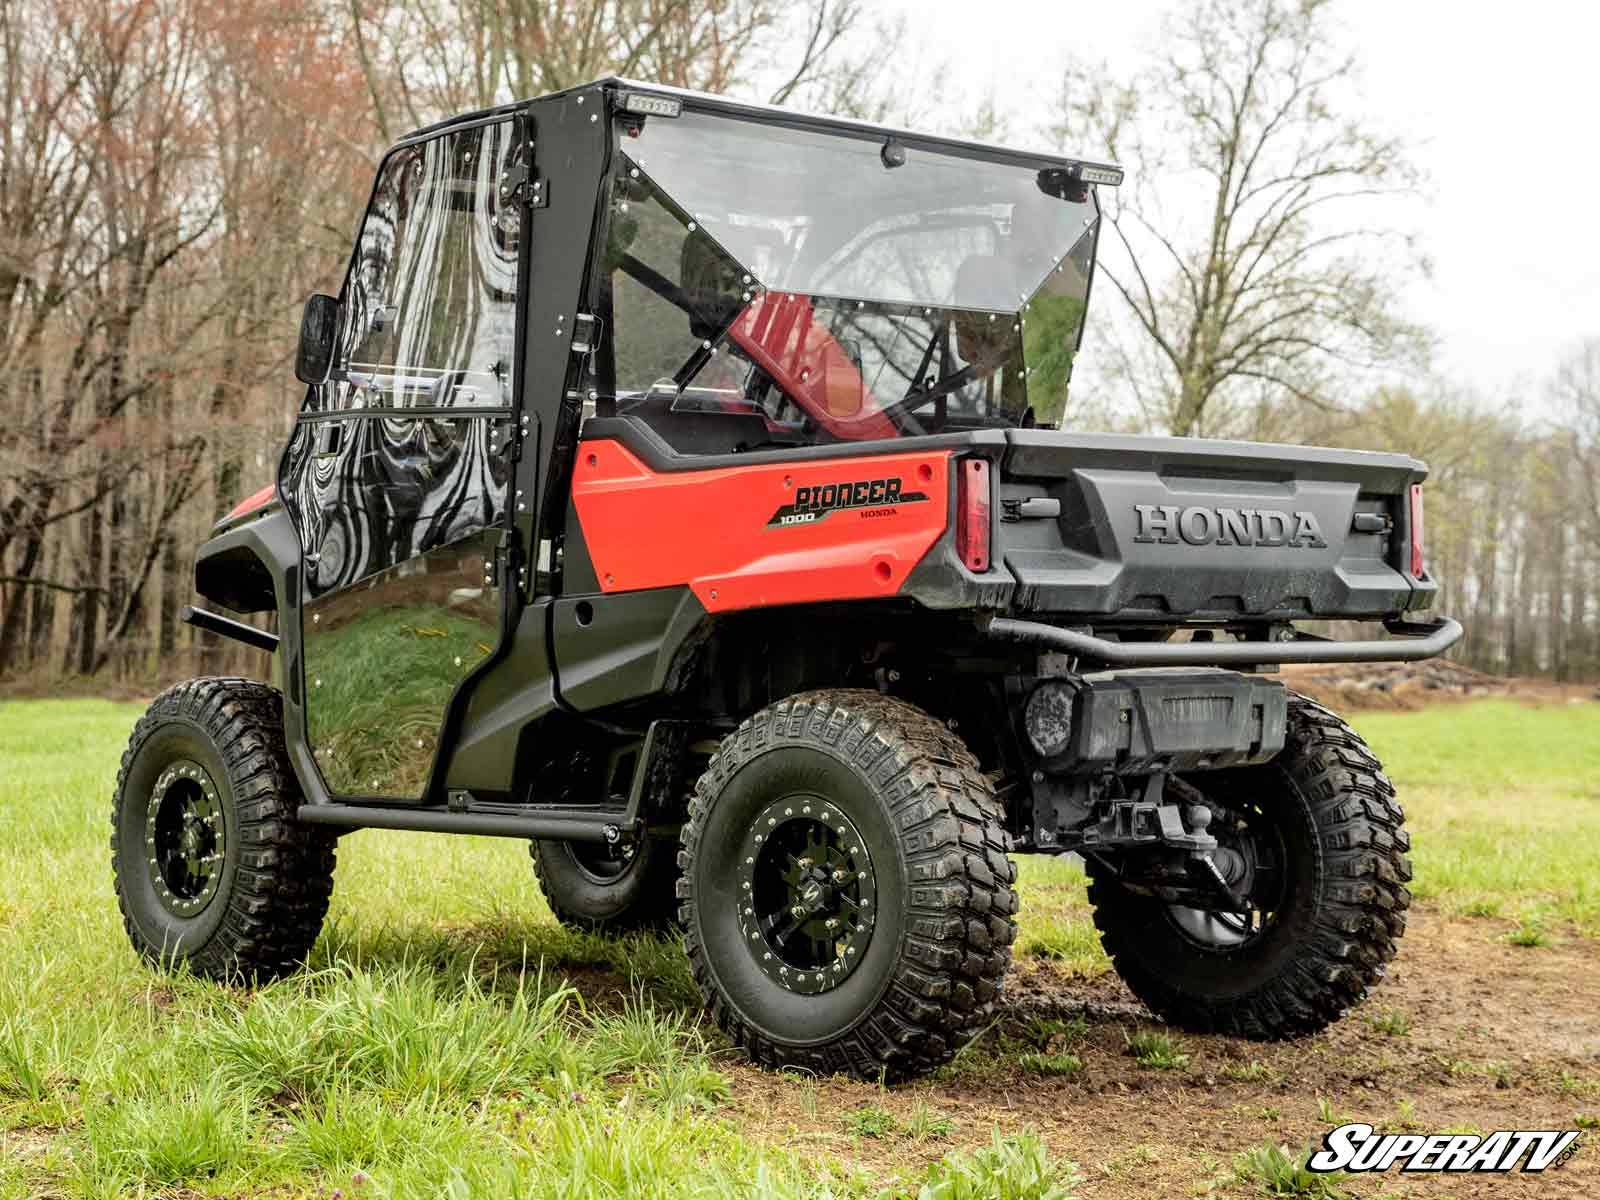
314,423,344,459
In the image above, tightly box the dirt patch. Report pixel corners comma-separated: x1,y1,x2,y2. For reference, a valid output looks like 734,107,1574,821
1282,661,1593,712
708,907,1600,1196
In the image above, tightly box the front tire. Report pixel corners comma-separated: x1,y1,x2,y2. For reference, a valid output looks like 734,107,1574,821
678,689,1017,1080
529,835,680,933
111,678,335,982
1087,693,1411,1039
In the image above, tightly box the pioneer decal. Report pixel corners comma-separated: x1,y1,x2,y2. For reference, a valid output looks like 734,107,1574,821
768,477,930,527
1133,503,1329,549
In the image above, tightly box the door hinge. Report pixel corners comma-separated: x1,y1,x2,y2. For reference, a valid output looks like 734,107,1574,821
499,157,547,208
487,532,527,598
487,417,518,464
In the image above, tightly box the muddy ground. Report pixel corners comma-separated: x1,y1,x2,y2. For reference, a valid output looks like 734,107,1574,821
570,906,1600,1196
1283,660,1593,713
755,906,1600,1196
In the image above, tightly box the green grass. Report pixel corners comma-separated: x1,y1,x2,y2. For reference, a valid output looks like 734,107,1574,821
911,1129,1079,1200
844,1104,899,1139
0,698,1077,1198
1124,1030,1190,1071
1354,701,1600,934
1219,1060,1276,1084
0,695,1595,1196
1012,856,1105,976
1228,1141,1347,1198
1019,1051,1083,1077
1503,915,1552,946
306,603,497,796
1366,1009,1410,1037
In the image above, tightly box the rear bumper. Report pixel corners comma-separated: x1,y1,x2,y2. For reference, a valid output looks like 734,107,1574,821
985,614,1463,667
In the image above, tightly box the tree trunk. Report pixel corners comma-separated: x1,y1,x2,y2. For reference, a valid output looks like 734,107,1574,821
77,493,103,675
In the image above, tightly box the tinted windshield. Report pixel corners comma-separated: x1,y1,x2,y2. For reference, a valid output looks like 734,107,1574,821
592,106,1099,453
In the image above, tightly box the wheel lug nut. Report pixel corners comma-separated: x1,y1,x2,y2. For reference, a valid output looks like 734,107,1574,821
790,904,806,918
831,869,846,883
825,918,839,930
797,856,812,869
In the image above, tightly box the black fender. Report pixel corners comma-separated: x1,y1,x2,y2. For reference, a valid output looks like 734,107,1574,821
192,506,332,806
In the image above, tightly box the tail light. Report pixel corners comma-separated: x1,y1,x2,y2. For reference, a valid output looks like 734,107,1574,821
1408,484,1426,578
956,458,991,573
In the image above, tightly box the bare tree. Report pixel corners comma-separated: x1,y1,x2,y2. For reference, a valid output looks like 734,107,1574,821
342,0,868,140
1553,339,1600,537
1053,0,1427,435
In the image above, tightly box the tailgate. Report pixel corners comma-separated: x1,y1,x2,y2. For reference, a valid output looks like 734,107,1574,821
998,430,1433,620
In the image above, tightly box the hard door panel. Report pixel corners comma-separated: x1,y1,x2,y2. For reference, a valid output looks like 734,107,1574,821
278,116,524,800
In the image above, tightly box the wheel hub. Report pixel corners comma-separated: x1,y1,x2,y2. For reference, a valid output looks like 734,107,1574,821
1168,796,1282,950
738,795,876,994
146,758,225,917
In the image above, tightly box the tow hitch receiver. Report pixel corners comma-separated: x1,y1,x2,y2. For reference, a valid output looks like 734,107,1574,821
1021,670,1289,856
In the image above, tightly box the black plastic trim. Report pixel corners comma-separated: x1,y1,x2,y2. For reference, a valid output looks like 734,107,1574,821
579,414,1002,472
1003,428,1428,480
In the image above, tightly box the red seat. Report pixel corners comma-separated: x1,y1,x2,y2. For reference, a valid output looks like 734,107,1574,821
728,293,897,441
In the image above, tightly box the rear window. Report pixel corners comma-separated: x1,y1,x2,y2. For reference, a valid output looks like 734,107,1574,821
587,107,1099,454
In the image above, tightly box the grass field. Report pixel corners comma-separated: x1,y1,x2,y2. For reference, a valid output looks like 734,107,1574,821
1,696,1596,1198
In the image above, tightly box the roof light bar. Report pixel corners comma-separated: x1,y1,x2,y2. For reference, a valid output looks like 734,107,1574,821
620,91,682,119
1070,163,1124,187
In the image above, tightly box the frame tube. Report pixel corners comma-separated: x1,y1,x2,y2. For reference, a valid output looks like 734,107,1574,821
985,615,1464,667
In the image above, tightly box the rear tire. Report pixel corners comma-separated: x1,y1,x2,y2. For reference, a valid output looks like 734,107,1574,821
678,689,1016,1080
111,678,335,982
529,835,680,933
1087,692,1411,1039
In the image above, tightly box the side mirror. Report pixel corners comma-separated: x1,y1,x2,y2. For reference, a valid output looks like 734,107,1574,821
295,294,340,385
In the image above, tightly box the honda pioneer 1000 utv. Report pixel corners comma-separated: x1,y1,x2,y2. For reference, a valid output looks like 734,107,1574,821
113,79,1459,1080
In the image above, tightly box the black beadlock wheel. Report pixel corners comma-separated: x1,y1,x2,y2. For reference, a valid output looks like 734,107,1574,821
678,689,1017,1080
1086,692,1412,1039
529,833,680,933
111,678,336,982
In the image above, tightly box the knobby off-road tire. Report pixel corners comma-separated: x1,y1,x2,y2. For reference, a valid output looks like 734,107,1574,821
678,689,1017,1080
1087,692,1411,1039
111,678,336,982
529,835,680,933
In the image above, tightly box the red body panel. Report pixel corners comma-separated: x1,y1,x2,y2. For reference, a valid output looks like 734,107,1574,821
224,483,277,522
571,440,951,613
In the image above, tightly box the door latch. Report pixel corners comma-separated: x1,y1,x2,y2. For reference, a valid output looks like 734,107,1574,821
569,313,601,355
313,423,343,460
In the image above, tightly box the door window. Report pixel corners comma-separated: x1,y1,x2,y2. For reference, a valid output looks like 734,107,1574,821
311,121,524,412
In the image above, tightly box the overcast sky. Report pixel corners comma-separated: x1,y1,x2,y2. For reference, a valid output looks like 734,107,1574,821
855,0,1597,407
